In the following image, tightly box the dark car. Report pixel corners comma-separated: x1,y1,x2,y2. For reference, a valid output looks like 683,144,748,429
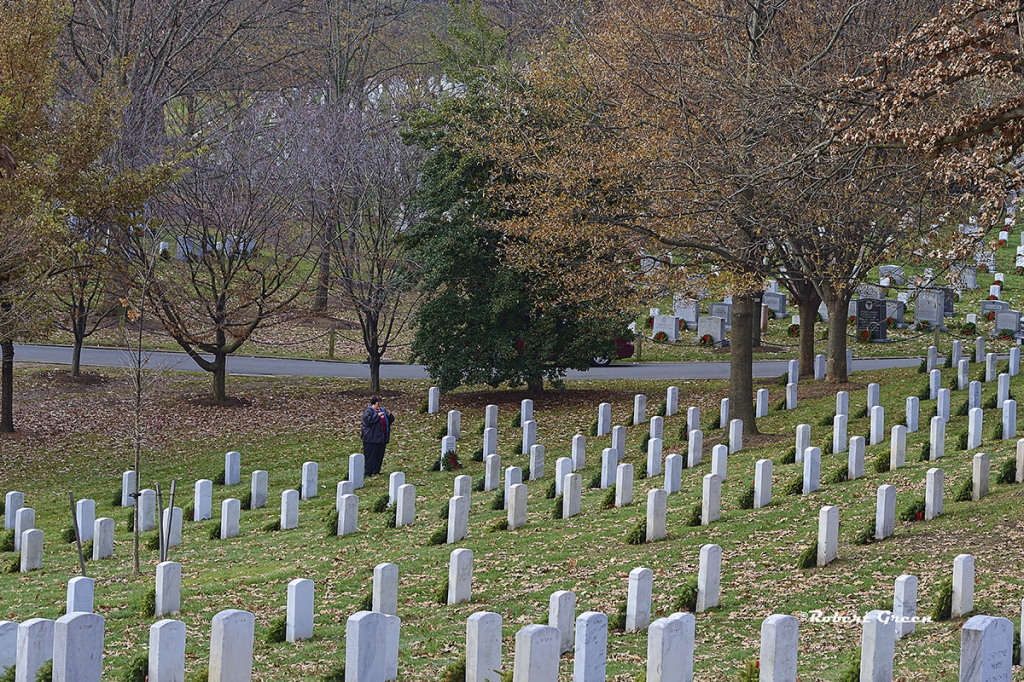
590,337,635,367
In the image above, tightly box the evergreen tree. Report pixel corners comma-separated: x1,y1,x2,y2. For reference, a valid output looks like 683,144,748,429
403,2,629,393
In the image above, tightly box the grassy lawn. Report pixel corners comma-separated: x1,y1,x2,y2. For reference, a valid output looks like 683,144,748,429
2,362,1024,680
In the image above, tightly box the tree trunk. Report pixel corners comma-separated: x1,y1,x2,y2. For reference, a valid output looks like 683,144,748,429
314,246,330,312
826,295,851,383
369,352,381,393
798,290,821,378
72,301,87,377
527,379,544,394
1,340,13,433
730,292,759,435
213,353,227,401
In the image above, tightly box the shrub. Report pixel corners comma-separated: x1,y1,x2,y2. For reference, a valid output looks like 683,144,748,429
183,503,195,522
472,448,484,462
262,519,281,533
82,540,93,559
509,414,521,429
418,398,429,414
684,505,702,527
320,664,346,682
439,655,467,682
240,491,252,511
817,412,836,427
737,482,755,510
508,441,521,456
434,423,449,440
899,497,926,522
916,383,930,400
601,485,616,509
323,511,339,537
931,578,953,621
872,452,890,474
207,523,222,541
608,600,628,631
489,489,506,511
736,658,759,682
853,405,868,419
836,649,861,682
852,518,875,546
954,478,973,502
473,477,485,493
918,442,930,462
917,358,928,373
551,495,564,519
439,503,450,521
522,465,530,481
427,527,448,546
823,464,848,485
213,469,226,485
625,518,647,545
781,476,803,496
435,579,450,605
656,401,667,417
989,421,1003,441
486,519,509,533
544,481,556,499
112,487,123,507
59,525,76,544
371,494,390,513
33,659,52,682
0,666,12,682
706,410,721,430
673,576,699,612
956,400,970,417
126,511,135,532
140,587,157,617
588,472,602,489
145,533,160,551
997,458,1018,484
385,504,397,529
639,434,650,453
0,530,13,552
772,397,787,412
2,558,19,574
796,541,817,570
626,413,635,427
266,616,288,643
779,446,796,465
358,592,373,611
588,419,598,437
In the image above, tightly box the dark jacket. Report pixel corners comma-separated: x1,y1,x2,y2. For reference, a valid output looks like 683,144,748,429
361,406,394,444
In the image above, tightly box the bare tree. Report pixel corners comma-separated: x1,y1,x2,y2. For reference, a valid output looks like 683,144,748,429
292,101,424,392
127,106,319,401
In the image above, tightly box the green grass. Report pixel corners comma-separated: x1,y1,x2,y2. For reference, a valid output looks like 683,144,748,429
2,360,1024,681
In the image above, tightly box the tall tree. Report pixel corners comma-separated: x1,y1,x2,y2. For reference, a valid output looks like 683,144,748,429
480,0,946,423
404,1,632,394
128,106,318,401
291,101,424,392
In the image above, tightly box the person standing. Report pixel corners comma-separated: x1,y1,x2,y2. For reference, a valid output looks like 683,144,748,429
362,397,394,476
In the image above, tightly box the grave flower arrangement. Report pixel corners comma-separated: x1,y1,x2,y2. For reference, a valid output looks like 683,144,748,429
953,293,961,302
788,324,800,337
979,265,989,273
848,315,856,324
999,238,1008,247
698,334,714,347
645,316,654,328
985,311,996,321
917,320,931,332
678,319,686,332
858,329,872,342
1017,265,1024,276
999,329,1015,340
989,294,999,300
653,331,668,342
960,321,978,335
995,278,1004,287
886,316,895,327
439,449,462,471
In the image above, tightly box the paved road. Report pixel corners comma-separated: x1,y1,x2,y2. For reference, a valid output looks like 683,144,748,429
13,343,922,381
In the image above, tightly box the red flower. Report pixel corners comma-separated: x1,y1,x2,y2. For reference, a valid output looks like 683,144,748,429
989,294,998,300
915,512,923,521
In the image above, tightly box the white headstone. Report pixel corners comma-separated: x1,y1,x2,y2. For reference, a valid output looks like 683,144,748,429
701,474,721,525
870,406,885,446
448,549,473,605
818,506,839,567
51,612,103,682
338,494,358,536
224,451,241,487
75,499,95,543
67,576,94,614
346,611,386,682
20,529,42,572
507,485,527,530
155,561,181,618
626,567,653,632
209,609,254,682
529,444,544,480
849,436,865,480
571,435,586,470
549,591,576,655
646,613,695,682
250,471,268,510
13,507,34,552
573,612,607,682
930,416,945,460
759,615,798,682
194,480,212,522
220,499,240,540
615,464,633,507
952,554,975,618
466,612,502,682
803,447,821,494
687,430,703,468
697,544,722,612
396,484,415,527
373,563,399,616
875,485,896,540
611,426,626,462
597,403,611,437
301,462,318,500
664,455,682,495
563,474,582,519
428,387,439,414
666,387,679,417
448,410,462,440
893,575,918,640
148,619,186,682
485,404,498,430
833,414,848,454
448,495,470,542
4,491,23,530
859,610,895,682
973,453,990,501
349,453,365,490
281,490,299,530
286,579,314,643
890,425,907,470
512,624,559,682
555,458,572,496
139,489,156,532
959,615,1014,682
646,489,667,543
93,518,114,560
485,455,501,492
122,472,136,508
754,459,772,509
